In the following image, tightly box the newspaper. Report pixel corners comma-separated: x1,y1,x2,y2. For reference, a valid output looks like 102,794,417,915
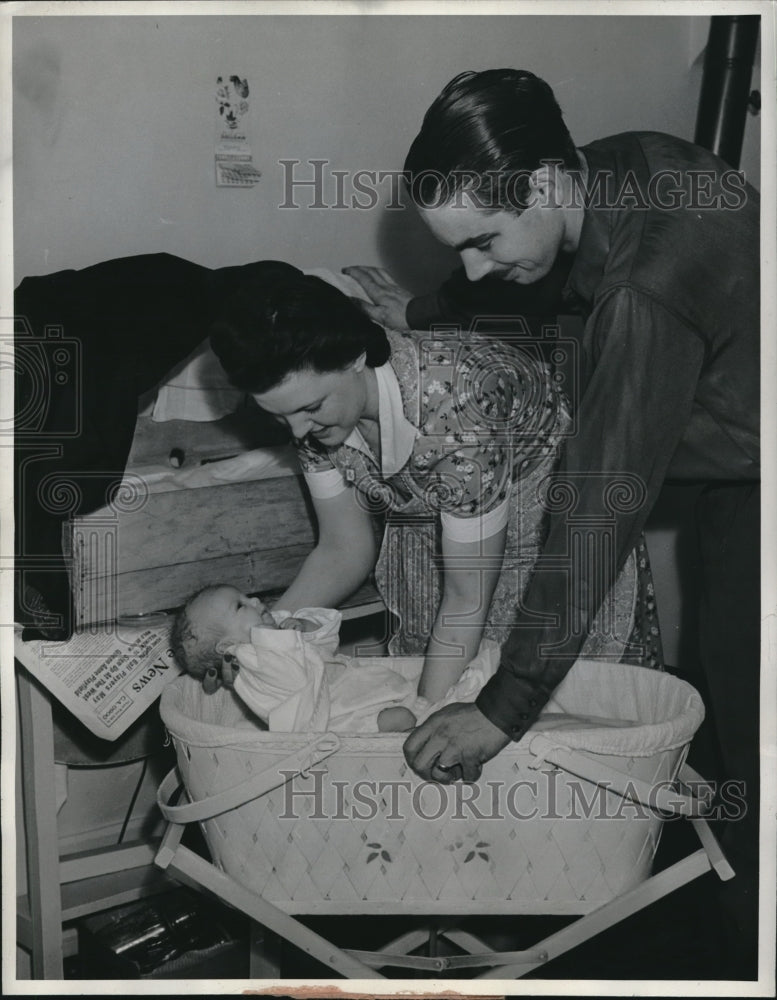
14,620,182,741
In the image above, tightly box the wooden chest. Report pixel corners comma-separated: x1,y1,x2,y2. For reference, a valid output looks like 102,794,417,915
66,413,382,627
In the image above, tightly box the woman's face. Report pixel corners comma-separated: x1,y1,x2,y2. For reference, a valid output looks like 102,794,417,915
252,355,369,447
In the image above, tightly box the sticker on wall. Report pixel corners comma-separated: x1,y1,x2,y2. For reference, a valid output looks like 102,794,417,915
215,75,261,187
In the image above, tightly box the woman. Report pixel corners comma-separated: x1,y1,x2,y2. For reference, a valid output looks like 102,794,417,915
207,262,657,714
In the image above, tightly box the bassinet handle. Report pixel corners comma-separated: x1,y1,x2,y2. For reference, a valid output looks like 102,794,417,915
527,734,710,817
156,733,341,824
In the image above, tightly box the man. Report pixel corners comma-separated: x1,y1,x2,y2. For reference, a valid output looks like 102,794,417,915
347,68,760,971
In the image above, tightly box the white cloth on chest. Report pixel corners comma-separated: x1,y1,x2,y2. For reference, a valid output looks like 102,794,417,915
232,607,414,732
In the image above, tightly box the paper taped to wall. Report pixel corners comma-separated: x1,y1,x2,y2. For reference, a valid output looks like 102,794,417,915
215,74,260,187
216,158,262,187
14,622,182,740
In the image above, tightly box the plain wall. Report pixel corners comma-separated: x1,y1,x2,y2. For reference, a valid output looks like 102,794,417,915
14,12,719,290
10,12,762,965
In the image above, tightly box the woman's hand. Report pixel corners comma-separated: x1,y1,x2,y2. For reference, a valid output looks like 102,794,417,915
403,702,510,783
342,266,412,330
279,617,319,632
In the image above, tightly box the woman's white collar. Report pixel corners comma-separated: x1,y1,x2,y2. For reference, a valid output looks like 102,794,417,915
343,362,418,474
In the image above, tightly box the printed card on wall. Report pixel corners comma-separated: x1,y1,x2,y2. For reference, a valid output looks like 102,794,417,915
215,74,262,187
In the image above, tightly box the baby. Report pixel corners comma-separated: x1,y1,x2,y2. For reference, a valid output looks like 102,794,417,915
171,584,317,680
172,584,417,733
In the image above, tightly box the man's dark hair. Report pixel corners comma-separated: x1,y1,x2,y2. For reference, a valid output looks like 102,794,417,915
210,261,391,393
403,69,578,214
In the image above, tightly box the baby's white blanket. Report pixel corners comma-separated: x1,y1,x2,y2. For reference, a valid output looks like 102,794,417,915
232,608,414,732
231,607,504,733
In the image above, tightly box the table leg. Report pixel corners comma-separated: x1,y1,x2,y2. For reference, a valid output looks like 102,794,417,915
17,667,64,979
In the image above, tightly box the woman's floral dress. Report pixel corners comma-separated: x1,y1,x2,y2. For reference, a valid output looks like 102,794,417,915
297,330,663,668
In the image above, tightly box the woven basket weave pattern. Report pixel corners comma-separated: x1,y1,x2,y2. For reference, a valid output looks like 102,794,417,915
170,732,681,916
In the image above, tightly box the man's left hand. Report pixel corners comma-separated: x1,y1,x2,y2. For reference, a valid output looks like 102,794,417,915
403,702,511,783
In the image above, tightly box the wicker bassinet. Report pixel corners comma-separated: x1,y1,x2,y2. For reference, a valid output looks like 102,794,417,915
158,657,705,916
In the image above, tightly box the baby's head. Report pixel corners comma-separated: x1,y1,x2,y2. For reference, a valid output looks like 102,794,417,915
172,584,275,678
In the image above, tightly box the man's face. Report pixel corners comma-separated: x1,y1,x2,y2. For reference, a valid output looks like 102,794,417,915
419,188,568,285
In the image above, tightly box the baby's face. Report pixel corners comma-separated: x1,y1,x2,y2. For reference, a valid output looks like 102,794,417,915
189,585,276,648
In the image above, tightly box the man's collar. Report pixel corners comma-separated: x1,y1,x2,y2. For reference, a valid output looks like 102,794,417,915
563,144,613,306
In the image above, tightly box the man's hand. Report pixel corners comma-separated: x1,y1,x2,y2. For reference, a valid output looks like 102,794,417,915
342,266,412,330
403,702,511,783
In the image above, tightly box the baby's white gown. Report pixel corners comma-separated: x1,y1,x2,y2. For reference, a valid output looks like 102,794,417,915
230,607,502,733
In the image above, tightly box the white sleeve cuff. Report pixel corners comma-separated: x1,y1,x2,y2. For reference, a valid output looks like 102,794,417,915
441,496,510,543
303,466,348,499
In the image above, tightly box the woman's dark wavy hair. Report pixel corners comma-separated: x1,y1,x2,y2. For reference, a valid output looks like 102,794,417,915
403,69,578,214
210,261,391,393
